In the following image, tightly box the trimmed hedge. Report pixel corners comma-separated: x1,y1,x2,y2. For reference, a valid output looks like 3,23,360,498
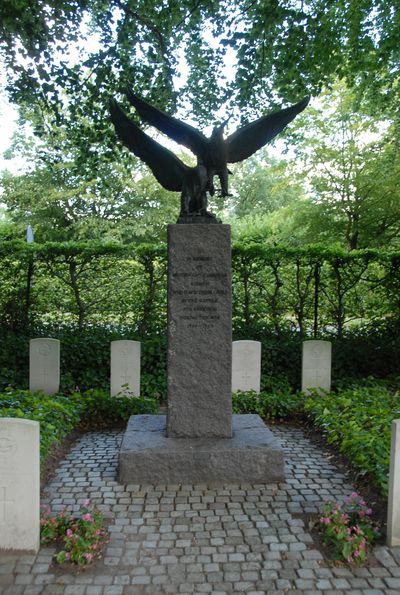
1,239,400,338
1,239,400,394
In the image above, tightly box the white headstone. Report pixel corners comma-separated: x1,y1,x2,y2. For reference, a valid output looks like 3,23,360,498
232,340,262,393
29,338,60,395
26,225,34,244
0,418,40,552
302,340,332,394
111,340,141,397
387,419,400,547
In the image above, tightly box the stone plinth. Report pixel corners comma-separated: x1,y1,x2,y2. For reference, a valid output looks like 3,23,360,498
302,340,332,394
167,225,232,438
119,414,285,484
0,418,40,552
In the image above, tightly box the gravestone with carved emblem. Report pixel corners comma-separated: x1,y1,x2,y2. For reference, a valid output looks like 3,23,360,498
0,418,40,552
110,340,141,397
29,338,60,395
302,340,332,394
232,340,261,393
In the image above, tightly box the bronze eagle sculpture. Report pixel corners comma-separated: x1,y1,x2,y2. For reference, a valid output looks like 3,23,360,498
110,91,309,223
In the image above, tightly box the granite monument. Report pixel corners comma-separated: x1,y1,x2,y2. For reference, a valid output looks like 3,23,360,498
113,90,309,483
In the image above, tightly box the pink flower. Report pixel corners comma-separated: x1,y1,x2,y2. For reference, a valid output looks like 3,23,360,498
83,553,93,561
91,543,98,550
320,517,331,525
66,529,74,537
82,513,93,522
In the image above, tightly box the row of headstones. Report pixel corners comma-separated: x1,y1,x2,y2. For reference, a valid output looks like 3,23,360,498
29,338,141,396
29,337,330,396
0,415,399,551
233,339,331,394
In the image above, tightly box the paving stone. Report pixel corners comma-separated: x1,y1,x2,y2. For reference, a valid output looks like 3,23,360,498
0,426,398,595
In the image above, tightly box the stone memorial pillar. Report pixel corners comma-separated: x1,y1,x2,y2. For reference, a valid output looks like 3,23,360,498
232,340,262,393
167,224,232,438
29,338,60,394
302,340,331,394
110,340,141,397
387,419,400,547
0,418,40,552
119,224,284,484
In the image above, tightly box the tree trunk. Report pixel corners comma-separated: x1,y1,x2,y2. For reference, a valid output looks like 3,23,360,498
69,260,86,329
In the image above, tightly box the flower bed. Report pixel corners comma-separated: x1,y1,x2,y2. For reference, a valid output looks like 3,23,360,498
41,501,108,566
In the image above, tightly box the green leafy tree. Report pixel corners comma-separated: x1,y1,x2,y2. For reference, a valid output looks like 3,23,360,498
228,150,306,219
0,161,180,243
277,84,400,249
2,0,399,119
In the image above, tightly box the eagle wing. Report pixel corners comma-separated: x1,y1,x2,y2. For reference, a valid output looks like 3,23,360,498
110,99,187,192
226,97,310,163
126,89,208,156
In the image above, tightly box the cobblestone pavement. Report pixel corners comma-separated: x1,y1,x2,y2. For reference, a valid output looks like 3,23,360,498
1,424,400,595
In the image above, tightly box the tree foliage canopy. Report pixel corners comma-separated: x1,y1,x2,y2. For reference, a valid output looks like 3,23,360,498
1,1,399,251
2,0,399,125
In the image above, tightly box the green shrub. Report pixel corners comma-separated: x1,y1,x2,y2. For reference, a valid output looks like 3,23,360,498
304,385,400,496
0,387,158,460
75,389,158,427
232,390,304,420
0,388,82,461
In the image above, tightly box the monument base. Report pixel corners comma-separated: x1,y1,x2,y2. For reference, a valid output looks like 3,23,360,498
119,414,285,484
